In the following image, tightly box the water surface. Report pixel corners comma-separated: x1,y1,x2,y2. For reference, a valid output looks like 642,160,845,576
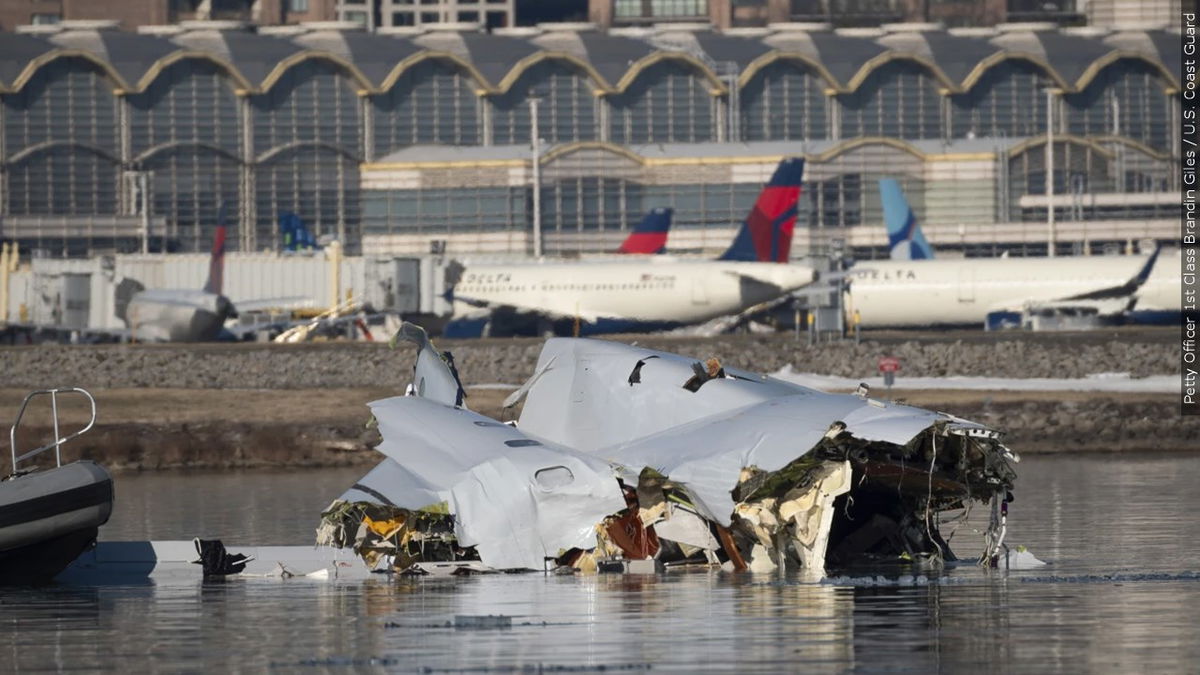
3,454,1199,672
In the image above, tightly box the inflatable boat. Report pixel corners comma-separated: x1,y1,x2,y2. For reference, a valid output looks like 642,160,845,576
1,388,113,585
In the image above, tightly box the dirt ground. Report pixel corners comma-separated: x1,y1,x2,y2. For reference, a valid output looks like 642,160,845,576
0,386,1172,426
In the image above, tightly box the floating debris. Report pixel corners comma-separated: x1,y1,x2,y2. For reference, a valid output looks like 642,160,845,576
454,615,513,630
318,324,1021,579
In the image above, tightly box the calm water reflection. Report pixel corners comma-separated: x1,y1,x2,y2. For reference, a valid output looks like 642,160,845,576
3,454,1199,672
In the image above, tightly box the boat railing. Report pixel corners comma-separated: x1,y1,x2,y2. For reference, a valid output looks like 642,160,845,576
9,388,97,475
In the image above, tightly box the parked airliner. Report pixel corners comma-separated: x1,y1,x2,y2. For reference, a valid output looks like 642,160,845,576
444,159,813,337
120,225,236,341
844,179,1172,328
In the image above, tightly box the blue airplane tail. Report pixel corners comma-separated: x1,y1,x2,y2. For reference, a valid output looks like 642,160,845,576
279,212,319,252
880,179,933,260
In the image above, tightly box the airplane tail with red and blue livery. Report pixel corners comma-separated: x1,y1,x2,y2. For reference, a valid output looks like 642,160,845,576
718,158,804,263
203,204,228,295
617,207,673,254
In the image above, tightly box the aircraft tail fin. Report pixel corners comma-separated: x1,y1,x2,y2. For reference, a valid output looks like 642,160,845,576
618,207,673,254
718,158,803,263
880,179,933,260
279,212,319,251
203,204,228,295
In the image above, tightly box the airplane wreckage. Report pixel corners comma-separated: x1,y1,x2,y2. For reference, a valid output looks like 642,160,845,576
316,325,1021,578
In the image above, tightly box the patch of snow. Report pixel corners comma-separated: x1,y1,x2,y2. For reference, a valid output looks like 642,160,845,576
771,365,1179,394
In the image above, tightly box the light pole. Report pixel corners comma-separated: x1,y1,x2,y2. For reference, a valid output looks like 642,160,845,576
1045,88,1060,258
529,97,543,259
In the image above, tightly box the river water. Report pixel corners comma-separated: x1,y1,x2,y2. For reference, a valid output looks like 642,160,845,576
4,454,1199,672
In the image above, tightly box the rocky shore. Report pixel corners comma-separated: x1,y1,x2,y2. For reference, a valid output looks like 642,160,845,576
0,331,1177,390
1,331,1190,471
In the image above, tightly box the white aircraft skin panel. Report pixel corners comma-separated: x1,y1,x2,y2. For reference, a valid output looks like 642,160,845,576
365,396,627,570
847,255,1157,327
515,338,985,527
517,338,957,456
518,338,810,453
452,261,815,324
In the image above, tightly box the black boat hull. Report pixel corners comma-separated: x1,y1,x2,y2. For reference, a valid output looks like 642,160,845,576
0,461,114,585
0,525,100,585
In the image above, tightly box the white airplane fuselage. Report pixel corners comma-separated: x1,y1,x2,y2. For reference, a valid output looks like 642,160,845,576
1135,248,1183,312
124,289,235,342
451,259,815,332
846,254,1174,328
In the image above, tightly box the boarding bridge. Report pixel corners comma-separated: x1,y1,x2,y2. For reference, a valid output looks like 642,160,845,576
1,251,456,337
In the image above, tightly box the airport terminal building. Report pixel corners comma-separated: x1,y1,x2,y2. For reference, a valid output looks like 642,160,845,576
0,19,1182,258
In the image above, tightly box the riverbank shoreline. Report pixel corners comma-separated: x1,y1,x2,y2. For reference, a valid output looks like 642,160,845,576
3,331,1187,470
5,385,1193,471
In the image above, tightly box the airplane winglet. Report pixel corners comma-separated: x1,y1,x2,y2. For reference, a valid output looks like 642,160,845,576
1133,243,1162,286
1061,244,1164,303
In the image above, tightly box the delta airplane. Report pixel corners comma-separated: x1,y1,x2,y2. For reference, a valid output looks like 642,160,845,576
119,224,237,342
845,179,1170,328
118,214,314,342
444,159,814,337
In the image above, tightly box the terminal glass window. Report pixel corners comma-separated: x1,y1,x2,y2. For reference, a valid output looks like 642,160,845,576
807,174,862,228
838,61,942,140
542,178,636,233
372,59,481,152
949,61,1047,139
609,61,716,143
1063,60,1171,151
362,186,526,236
741,62,828,141
490,62,598,145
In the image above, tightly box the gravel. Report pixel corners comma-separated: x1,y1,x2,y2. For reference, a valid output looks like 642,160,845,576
0,333,1176,391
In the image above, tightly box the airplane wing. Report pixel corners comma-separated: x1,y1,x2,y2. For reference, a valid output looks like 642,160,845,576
232,296,314,313
1002,247,1162,316
451,291,604,323
721,267,814,288
1057,246,1160,304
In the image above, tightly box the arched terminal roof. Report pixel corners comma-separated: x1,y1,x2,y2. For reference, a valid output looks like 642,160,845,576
0,22,1180,95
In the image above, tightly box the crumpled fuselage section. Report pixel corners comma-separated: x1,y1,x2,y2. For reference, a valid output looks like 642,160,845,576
322,330,1017,577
